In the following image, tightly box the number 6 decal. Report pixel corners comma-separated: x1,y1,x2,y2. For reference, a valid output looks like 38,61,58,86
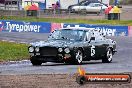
91,45,95,56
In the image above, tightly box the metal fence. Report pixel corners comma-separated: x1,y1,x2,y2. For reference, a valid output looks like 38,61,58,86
0,5,132,20
0,9,105,20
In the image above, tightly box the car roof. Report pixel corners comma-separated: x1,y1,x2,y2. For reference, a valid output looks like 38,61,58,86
89,2,108,6
90,2,100,4
60,27,96,32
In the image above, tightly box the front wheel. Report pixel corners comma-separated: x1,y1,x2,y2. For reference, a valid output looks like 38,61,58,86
30,56,42,66
102,48,113,63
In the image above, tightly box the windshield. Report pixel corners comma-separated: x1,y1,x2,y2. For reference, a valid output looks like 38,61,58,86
48,29,86,41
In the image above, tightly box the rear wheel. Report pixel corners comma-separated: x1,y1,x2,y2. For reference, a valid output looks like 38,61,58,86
30,56,42,66
68,6,72,13
102,48,113,63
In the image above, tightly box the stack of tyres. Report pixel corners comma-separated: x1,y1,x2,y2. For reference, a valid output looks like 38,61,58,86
27,10,37,16
25,4,39,17
105,6,121,20
108,13,120,20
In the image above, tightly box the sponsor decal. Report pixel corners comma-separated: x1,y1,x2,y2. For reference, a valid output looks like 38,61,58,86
63,24,128,36
0,21,4,31
96,27,116,36
51,23,62,32
0,20,51,33
91,45,95,56
76,66,131,85
6,22,40,32
0,20,129,35
128,26,132,37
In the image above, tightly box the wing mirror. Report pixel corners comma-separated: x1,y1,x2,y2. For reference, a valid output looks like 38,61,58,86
90,37,95,40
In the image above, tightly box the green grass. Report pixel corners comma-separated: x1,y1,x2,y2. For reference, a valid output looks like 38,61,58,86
0,16,132,26
0,41,29,62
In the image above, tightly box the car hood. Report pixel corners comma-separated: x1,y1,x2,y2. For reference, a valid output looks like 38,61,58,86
30,40,81,48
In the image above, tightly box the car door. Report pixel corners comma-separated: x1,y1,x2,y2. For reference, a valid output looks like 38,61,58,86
89,31,107,59
79,3,87,11
83,31,94,60
83,31,107,60
73,6,80,11
86,3,94,12
86,3,101,12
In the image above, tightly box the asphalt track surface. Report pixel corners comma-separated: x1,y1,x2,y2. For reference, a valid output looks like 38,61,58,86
0,32,132,75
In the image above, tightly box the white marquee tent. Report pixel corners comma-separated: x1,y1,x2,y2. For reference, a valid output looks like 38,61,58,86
22,0,109,9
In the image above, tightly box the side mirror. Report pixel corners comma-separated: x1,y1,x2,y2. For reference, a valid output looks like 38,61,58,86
90,37,95,40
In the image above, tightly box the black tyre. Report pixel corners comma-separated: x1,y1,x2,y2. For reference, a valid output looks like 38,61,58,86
68,6,72,13
102,48,113,63
30,56,42,66
76,76,86,85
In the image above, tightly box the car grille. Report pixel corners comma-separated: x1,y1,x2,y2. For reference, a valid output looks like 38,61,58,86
40,47,58,56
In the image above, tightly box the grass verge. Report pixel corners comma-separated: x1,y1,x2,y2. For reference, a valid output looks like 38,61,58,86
0,16,132,26
0,41,29,62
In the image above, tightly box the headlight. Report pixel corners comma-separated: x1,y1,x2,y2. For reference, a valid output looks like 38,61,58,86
58,48,63,52
35,47,39,52
29,47,34,52
64,48,70,53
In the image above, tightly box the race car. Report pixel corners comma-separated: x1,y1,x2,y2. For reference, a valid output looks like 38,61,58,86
28,28,116,65
71,3,108,15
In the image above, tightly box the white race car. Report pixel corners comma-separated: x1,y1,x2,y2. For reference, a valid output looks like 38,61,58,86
72,3,108,14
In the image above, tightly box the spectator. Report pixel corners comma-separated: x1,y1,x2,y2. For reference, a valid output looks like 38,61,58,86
56,1,60,9
55,1,60,14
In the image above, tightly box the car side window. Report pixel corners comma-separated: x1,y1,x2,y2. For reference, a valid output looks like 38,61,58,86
85,32,92,42
89,3,94,7
92,31,104,42
94,4,100,7
99,4,103,6
84,32,88,41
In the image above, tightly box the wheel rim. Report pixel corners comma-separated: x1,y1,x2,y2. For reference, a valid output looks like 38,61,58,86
76,50,82,63
107,50,112,62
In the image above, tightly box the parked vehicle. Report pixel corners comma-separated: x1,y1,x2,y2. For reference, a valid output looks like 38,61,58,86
68,0,95,12
28,28,116,65
72,3,108,15
68,0,107,12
